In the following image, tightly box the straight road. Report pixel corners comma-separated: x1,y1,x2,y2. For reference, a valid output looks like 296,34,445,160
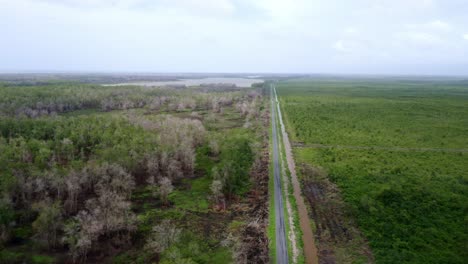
271,84,289,264
273,84,319,264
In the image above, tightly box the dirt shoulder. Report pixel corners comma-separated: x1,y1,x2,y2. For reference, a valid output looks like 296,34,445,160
299,163,374,264
274,86,319,264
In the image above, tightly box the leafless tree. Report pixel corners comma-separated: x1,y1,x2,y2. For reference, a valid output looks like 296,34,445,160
64,171,82,214
210,180,225,210
209,139,220,156
85,190,136,234
149,97,162,110
159,177,173,205
144,220,181,257
64,190,136,263
93,163,135,198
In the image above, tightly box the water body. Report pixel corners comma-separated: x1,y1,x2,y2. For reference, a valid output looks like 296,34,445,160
105,77,263,88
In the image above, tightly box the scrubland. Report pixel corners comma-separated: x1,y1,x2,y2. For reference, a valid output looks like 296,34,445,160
277,79,468,263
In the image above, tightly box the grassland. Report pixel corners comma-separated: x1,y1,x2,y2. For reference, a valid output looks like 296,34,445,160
276,78,468,263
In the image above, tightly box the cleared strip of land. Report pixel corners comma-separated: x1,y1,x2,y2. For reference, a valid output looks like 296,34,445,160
293,143,468,153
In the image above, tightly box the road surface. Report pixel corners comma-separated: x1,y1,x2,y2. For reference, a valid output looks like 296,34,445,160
273,85,319,264
271,84,289,264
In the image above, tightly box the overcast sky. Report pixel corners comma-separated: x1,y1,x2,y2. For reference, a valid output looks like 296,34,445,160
1,0,468,75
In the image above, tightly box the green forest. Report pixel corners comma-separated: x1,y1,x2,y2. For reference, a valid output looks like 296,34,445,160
277,79,468,263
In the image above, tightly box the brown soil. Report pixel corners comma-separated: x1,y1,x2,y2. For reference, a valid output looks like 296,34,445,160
275,92,319,264
300,164,374,264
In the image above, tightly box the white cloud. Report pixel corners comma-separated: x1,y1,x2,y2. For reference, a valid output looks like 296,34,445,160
407,20,452,32
36,0,141,9
332,39,367,54
158,0,236,16
463,34,468,40
428,20,452,31
333,40,346,52
248,0,311,20
344,27,359,35
397,31,444,46
354,0,436,18
35,0,237,16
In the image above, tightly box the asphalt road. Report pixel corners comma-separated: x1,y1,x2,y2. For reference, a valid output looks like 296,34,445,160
271,84,289,264
273,85,319,264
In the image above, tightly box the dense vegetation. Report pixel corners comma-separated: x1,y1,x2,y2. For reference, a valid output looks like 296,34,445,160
277,79,468,263
0,81,269,263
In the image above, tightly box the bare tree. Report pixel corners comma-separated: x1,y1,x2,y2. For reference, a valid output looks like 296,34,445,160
94,163,135,199
63,211,96,263
211,180,225,210
85,190,136,234
149,97,162,110
144,220,181,258
63,191,136,263
146,154,160,184
209,139,220,156
167,159,183,180
159,177,174,205
64,171,82,214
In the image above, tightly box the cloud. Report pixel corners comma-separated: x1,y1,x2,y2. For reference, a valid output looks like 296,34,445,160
157,0,236,16
428,20,452,31
332,39,369,55
407,19,453,32
344,27,359,35
1,0,468,74
247,0,311,20
35,0,141,8
333,40,346,52
354,0,436,18
397,31,444,46
32,0,237,17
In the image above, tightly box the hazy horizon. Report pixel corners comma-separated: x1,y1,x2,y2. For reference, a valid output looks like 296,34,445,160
1,71,467,78
2,0,468,75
